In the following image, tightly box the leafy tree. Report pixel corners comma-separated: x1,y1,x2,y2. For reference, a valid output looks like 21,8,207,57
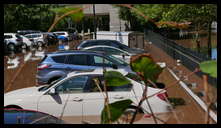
117,4,217,58
4,4,56,32
49,6,84,32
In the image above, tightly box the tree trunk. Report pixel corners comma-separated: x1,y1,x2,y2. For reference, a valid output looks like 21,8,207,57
196,23,201,53
207,21,212,58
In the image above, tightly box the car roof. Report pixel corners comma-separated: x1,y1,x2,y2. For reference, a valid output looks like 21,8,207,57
82,39,121,43
4,33,16,35
84,45,120,49
25,33,43,36
46,50,106,56
67,68,129,78
4,108,62,124
54,31,68,33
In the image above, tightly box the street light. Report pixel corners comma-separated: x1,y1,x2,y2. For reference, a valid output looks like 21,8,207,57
93,4,97,39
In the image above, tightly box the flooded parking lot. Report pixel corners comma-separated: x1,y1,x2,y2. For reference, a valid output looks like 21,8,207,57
4,40,216,124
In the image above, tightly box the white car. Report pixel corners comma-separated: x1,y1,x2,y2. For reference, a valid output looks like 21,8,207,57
24,33,46,47
20,35,32,49
83,45,138,63
4,69,171,124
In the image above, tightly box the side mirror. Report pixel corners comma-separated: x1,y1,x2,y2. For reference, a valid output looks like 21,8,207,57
48,88,56,95
112,64,118,69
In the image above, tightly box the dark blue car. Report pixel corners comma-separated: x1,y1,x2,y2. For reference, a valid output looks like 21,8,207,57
75,39,145,54
4,108,65,124
37,50,133,85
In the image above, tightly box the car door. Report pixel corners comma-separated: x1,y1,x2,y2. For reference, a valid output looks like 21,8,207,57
60,75,89,123
81,75,105,123
82,75,132,123
38,75,89,123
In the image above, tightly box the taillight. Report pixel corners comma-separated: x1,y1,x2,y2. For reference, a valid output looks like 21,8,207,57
157,92,168,101
37,64,51,70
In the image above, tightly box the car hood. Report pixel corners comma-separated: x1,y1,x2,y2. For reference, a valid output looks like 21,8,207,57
5,86,44,99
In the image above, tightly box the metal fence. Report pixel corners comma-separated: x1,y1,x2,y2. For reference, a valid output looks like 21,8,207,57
144,30,217,87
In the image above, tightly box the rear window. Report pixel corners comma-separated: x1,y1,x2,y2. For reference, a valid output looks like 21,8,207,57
82,41,96,48
40,55,48,63
51,55,67,63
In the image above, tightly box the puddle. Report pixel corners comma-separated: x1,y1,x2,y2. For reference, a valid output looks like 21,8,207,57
157,62,166,68
7,57,20,69
5,46,46,69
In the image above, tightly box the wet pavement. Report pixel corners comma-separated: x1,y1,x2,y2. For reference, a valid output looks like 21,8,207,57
4,40,216,124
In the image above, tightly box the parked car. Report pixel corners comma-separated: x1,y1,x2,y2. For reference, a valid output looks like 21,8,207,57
20,35,33,49
4,39,8,54
4,33,24,51
54,31,71,41
4,108,65,124
4,69,171,124
76,39,146,54
24,33,46,47
83,45,145,63
17,30,41,35
36,50,134,85
42,32,59,45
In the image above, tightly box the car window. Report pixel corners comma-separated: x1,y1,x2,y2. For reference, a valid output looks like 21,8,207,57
103,47,125,55
66,55,88,65
125,73,143,84
89,76,132,92
51,55,67,64
15,34,22,39
82,41,96,47
88,77,103,92
92,55,113,66
87,47,104,52
55,75,88,94
25,35,32,38
106,55,128,66
4,35,12,39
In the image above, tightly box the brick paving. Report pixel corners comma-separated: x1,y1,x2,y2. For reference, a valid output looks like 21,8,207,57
144,41,216,124
4,40,216,124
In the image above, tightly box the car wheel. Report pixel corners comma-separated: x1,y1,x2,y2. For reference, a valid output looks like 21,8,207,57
37,41,43,47
119,107,143,123
22,44,27,49
7,44,15,51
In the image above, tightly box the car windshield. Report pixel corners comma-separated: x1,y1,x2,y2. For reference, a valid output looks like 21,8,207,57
106,55,128,65
38,76,65,92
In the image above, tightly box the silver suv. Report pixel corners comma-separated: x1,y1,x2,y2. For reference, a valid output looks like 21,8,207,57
4,33,24,51
24,33,46,47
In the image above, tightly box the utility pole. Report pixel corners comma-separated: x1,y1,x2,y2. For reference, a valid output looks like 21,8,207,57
93,4,97,39
120,19,121,31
